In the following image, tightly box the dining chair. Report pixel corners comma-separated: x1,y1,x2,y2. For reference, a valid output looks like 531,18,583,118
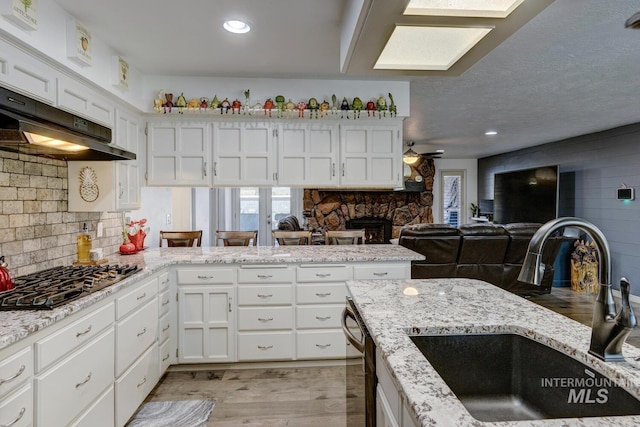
159,230,203,247
216,230,258,246
272,230,312,246
325,229,366,245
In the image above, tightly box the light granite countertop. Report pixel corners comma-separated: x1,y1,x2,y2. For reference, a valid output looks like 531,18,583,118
0,245,423,350
346,278,640,426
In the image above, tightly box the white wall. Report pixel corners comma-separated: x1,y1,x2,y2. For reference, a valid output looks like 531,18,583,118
432,158,478,224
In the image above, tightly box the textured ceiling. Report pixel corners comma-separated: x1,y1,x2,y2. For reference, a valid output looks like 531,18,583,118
53,0,640,158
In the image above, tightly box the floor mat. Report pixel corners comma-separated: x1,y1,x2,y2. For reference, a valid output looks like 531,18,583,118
127,400,215,427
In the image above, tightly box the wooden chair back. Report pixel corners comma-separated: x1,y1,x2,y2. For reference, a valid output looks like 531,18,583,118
325,229,366,245
159,230,203,247
272,230,312,246
216,230,257,246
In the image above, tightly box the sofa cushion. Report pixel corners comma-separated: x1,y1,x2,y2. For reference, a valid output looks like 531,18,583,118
399,224,461,263
457,224,509,264
503,223,542,264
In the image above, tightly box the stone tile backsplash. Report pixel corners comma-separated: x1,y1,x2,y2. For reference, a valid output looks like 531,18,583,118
0,151,122,276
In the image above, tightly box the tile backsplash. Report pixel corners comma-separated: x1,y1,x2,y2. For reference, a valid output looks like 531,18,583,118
0,151,122,276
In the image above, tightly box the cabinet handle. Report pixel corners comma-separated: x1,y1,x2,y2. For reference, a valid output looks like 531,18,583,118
213,162,217,176
137,376,147,388
197,275,215,280
228,296,232,313
118,182,124,199
163,324,170,332
332,163,335,177
257,274,273,279
258,317,274,322
315,316,331,321
342,163,345,177
257,345,273,350
137,292,147,300
162,354,170,362
75,372,92,388
315,343,332,349
137,327,147,337
315,273,331,278
162,299,170,306
76,324,92,338
203,161,207,177
315,292,331,297
257,293,273,298
0,365,25,385
2,407,25,427
373,272,388,277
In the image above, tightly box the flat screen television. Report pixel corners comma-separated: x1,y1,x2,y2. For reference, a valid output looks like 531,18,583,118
493,165,559,224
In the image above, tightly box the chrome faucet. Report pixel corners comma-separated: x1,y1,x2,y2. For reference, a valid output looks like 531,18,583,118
518,217,637,361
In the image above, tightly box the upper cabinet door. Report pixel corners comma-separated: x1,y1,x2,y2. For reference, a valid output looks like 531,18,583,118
212,121,274,186
339,123,403,188
276,123,339,187
147,121,211,186
57,74,115,128
0,39,58,103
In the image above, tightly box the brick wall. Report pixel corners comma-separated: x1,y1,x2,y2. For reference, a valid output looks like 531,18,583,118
0,151,123,277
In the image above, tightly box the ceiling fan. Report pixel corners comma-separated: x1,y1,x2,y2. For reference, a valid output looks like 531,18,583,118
403,142,444,164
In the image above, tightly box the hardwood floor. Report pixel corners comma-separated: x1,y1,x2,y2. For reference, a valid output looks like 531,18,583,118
139,286,640,426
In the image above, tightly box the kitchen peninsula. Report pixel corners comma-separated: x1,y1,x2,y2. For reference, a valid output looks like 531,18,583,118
347,278,640,426
0,244,423,427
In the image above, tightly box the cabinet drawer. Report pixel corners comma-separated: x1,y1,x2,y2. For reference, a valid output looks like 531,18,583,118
353,263,409,280
159,311,171,344
297,264,350,282
238,266,294,283
116,299,158,376
158,270,171,291
0,347,32,399
158,288,171,316
237,307,293,331
115,345,159,427
177,268,235,284
296,306,344,329
296,330,350,359
36,302,113,372
237,285,292,305
37,329,114,427
238,332,293,361
70,386,114,427
0,384,32,427
159,338,172,375
116,276,157,320
296,283,348,304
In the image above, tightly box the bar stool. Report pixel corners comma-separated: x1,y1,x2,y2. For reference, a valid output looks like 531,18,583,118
272,230,312,246
216,230,257,246
325,229,366,245
159,230,203,247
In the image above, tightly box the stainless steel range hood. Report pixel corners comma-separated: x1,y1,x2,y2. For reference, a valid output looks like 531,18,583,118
0,87,136,161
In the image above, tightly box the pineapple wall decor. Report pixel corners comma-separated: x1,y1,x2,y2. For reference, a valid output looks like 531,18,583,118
78,166,99,202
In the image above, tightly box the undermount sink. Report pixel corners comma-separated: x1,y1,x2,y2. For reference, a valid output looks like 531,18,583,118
409,333,640,422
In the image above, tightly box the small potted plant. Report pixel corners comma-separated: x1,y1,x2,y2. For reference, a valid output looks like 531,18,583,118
469,203,479,218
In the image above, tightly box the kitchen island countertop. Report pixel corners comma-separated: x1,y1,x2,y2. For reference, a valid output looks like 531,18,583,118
0,245,423,350
346,278,640,426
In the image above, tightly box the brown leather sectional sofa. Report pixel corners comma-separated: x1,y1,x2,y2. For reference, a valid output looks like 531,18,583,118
399,222,562,295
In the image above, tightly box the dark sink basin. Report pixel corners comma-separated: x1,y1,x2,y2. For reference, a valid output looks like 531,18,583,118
409,333,640,422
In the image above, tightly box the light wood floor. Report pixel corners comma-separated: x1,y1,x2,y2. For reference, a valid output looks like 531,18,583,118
139,286,640,426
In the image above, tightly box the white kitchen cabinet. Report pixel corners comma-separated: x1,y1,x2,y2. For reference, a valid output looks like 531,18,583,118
113,108,142,209
57,74,115,127
115,345,159,427
339,122,403,188
212,121,275,186
0,384,32,427
276,122,339,187
158,270,175,375
146,121,211,186
0,38,58,103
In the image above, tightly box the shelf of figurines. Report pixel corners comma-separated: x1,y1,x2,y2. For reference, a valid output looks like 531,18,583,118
149,92,402,122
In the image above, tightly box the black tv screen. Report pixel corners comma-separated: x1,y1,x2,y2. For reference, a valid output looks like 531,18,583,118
493,165,559,224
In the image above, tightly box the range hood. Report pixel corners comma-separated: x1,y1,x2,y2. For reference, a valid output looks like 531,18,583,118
0,87,136,161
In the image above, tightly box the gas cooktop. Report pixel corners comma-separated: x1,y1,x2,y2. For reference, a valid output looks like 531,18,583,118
0,264,140,310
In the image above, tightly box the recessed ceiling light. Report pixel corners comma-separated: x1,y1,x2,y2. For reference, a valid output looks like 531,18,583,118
485,130,498,136
404,0,524,18
223,20,250,34
374,25,492,71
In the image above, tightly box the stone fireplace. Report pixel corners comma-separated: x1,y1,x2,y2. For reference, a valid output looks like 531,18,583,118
303,158,435,239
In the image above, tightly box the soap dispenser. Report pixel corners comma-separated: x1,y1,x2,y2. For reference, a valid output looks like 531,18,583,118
77,223,92,263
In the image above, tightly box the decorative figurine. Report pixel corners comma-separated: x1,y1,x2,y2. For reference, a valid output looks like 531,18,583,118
308,98,319,119
219,98,231,114
176,92,187,114
296,100,307,118
154,90,164,113
319,100,330,117
187,98,200,112
366,100,376,117
285,99,296,118
331,94,338,116
275,95,286,118
243,89,251,115
376,95,388,118
252,100,263,115
340,97,349,118
351,97,363,119
388,93,397,117
163,93,174,113
199,97,209,111
263,98,275,117
209,95,220,111
231,99,242,114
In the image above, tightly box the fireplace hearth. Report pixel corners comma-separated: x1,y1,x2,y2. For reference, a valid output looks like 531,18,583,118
347,218,392,244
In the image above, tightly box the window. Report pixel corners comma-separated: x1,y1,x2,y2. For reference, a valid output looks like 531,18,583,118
440,170,465,226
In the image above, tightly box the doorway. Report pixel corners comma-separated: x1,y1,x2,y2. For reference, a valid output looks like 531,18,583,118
440,170,465,227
